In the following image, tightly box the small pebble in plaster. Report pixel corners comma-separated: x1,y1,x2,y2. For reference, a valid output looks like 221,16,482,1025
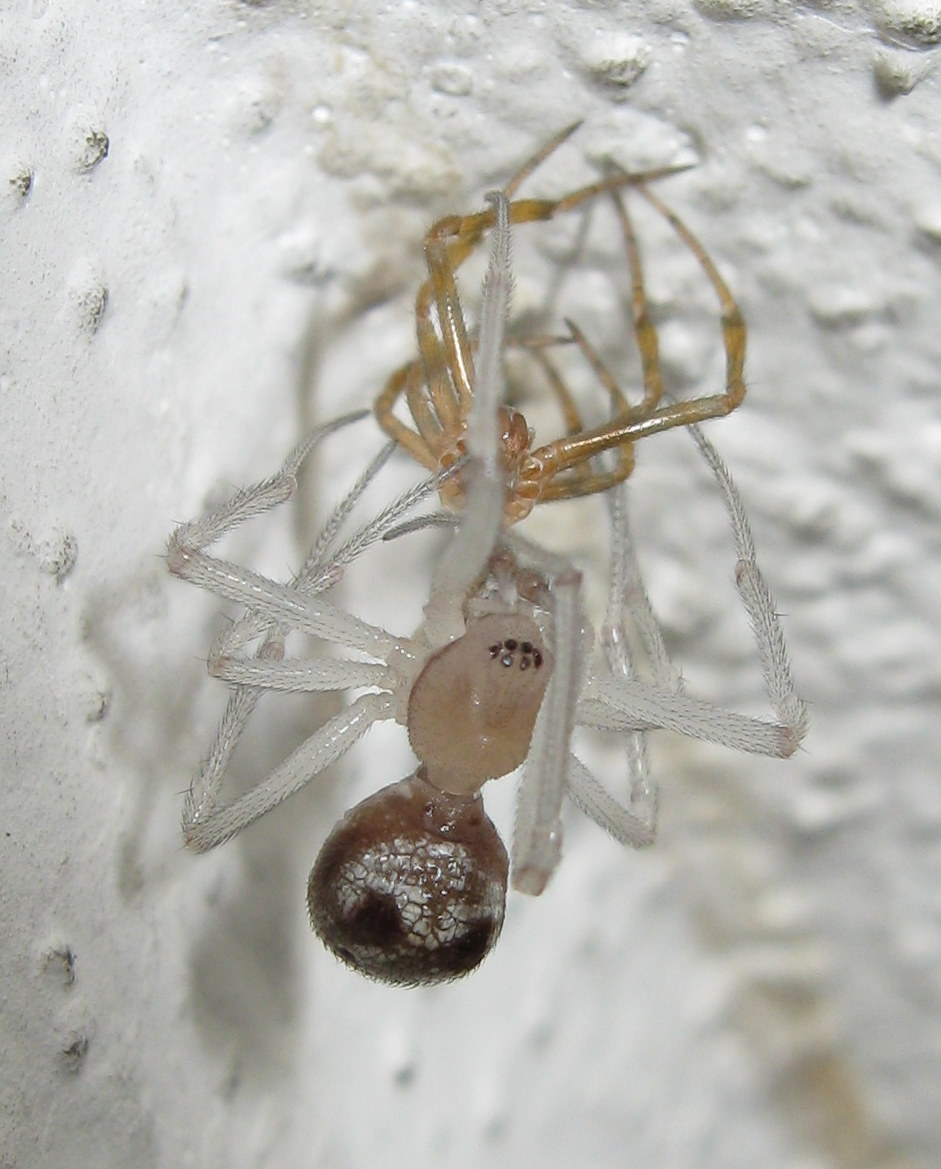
7,166,33,201
76,129,109,173
65,105,109,173
872,49,922,96
10,523,78,582
170,127,807,986
872,0,941,46
277,228,335,286
69,265,109,335
82,680,112,724
428,62,473,97
39,531,78,581
578,33,651,91
41,943,77,988
229,77,282,136
58,1032,90,1074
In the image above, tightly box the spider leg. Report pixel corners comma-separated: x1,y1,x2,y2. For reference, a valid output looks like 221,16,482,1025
610,190,664,415
512,334,634,501
375,363,441,471
501,121,582,200
422,192,513,644
578,423,807,761
413,127,669,434
208,654,394,693
199,453,444,699
578,681,793,756
568,479,669,847
688,422,808,749
566,756,654,848
170,414,446,851
514,177,749,498
168,411,367,560
561,179,746,448
170,543,401,660
527,321,638,502
511,555,584,894
376,134,689,463
169,418,444,666
184,691,395,852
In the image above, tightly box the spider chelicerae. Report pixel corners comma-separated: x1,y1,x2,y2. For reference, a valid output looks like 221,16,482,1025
168,131,807,987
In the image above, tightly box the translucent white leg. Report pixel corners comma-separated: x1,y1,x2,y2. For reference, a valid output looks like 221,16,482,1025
688,422,808,750
578,422,807,762
565,755,656,848
184,691,395,851
512,562,584,894
578,682,795,756
209,654,394,693
169,411,368,560
498,528,588,893
169,413,439,852
423,192,512,645
589,479,673,845
206,455,448,666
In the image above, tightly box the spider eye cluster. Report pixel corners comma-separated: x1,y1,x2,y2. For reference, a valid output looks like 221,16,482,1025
308,773,508,986
488,637,544,670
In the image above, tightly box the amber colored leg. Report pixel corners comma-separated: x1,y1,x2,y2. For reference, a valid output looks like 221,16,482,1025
522,178,747,490
610,192,664,414
525,346,585,436
637,182,746,417
528,324,636,500
406,163,692,442
502,122,583,199
375,123,696,486
421,237,477,420
374,363,440,472
414,294,463,434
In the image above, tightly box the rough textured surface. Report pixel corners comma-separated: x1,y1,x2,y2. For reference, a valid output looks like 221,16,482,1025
2,2,939,1167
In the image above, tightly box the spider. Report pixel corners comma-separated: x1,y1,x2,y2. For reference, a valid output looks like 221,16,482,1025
374,122,747,523
168,160,806,989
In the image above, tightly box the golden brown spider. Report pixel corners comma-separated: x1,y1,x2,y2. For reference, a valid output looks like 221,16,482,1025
374,123,747,523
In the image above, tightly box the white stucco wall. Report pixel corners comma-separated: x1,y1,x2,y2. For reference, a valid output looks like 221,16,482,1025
2,2,940,1167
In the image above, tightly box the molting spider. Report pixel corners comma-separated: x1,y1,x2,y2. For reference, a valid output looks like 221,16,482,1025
169,146,806,988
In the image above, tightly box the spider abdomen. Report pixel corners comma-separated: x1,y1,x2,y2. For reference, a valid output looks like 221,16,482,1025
308,773,508,986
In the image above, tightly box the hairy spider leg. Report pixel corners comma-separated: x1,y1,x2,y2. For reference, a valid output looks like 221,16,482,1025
575,420,807,763
168,415,456,851
169,192,535,852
